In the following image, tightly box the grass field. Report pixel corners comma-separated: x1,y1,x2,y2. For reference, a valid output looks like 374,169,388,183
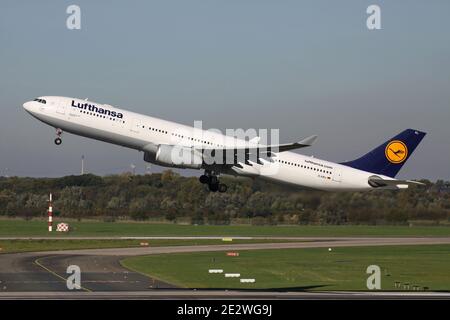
121,245,450,291
1,219,449,237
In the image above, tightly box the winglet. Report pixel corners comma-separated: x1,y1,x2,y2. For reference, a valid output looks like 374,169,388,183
274,134,318,152
298,135,318,146
249,136,261,144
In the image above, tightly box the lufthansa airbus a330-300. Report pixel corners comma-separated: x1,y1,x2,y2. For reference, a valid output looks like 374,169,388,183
23,96,426,193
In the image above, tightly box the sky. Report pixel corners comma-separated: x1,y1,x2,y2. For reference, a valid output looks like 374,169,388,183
0,0,449,180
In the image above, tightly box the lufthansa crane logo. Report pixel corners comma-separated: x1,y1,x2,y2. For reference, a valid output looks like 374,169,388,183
385,140,408,164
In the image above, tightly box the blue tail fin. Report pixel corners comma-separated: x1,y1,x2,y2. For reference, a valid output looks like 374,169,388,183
341,129,426,178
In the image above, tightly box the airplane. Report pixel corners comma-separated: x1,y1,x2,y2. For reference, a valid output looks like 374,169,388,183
23,96,426,193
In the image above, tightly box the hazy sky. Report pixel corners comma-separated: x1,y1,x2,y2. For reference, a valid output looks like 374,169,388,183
0,1,449,180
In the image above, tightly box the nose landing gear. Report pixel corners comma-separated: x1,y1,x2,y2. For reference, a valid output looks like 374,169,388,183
54,128,63,145
199,170,228,193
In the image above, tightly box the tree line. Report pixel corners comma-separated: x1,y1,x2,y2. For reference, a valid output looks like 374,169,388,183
0,171,449,225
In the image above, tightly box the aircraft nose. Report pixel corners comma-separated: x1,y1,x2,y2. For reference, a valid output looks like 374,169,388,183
23,101,34,112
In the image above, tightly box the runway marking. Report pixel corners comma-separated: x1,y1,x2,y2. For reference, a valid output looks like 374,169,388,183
34,257,92,292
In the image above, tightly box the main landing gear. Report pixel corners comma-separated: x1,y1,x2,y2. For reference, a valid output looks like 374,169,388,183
54,128,63,145
199,170,228,193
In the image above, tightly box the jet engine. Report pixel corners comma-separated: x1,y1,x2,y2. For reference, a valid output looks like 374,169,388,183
145,144,203,169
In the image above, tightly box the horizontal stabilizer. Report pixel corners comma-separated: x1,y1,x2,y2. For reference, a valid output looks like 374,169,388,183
368,176,426,188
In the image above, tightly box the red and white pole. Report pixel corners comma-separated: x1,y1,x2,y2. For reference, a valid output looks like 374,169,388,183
48,193,53,232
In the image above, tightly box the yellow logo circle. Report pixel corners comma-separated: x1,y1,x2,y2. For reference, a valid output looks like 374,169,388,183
385,140,408,164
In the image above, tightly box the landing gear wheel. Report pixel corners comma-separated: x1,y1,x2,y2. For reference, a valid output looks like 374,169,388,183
54,128,63,145
218,184,228,193
201,170,226,192
208,182,219,192
209,175,218,185
199,175,209,184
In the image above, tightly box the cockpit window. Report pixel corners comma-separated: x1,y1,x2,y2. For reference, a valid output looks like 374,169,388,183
33,98,46,104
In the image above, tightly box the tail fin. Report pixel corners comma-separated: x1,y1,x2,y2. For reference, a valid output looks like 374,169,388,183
341,129,426,178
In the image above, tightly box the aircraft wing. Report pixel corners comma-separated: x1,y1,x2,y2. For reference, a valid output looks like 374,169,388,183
199,134,317,166
368,176,426,188
272,135,318,152
202,134,318,154
150,134,317,170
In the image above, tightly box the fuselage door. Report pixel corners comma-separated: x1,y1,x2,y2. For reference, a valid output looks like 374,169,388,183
130,118,141,133
56,100,65,115
332,169,342,182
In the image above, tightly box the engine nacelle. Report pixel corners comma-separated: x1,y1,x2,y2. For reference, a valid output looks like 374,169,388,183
153,145,202,169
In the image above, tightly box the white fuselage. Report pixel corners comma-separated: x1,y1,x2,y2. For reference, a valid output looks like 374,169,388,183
23,96,390,191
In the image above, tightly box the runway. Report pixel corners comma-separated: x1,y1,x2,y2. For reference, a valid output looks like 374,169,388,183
1,236,442,240
1,237,449,299
0,252,175,292
20,236,450,256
